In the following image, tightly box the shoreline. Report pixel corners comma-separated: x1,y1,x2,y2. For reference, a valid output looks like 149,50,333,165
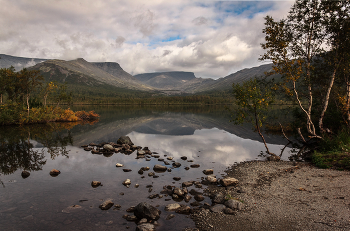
191,160,350,231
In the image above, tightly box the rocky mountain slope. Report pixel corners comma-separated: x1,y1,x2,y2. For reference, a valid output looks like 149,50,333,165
0,54,47,70
28,58,155,91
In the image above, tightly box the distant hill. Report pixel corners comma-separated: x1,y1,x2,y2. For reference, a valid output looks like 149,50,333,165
133,64,275,94
0,54,276,96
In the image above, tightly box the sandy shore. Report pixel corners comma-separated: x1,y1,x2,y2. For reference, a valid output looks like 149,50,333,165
191,161,350,231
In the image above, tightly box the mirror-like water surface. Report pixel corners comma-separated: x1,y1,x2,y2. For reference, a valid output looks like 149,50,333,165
0,106,293,230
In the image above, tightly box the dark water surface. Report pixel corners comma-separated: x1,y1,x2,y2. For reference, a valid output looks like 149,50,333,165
0,105,293,230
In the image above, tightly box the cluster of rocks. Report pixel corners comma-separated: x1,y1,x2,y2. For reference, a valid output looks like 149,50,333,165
81,136,142,156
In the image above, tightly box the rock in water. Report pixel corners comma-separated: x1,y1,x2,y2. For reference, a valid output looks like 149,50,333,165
134,202,161,221
117,136,134,146
123,179,131,186
21,171,30,179
91,181,101,188
99,199,114,210
153,164,167,172
116,163,124,167
165,203,181,211
203,169,214,175
103,144,114,151
49,169,60,177
206,175,217,183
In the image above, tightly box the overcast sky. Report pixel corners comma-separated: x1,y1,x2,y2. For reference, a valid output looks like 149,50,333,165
0,0,294,78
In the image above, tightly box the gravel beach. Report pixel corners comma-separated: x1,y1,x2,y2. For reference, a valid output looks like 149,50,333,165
191,161,350,231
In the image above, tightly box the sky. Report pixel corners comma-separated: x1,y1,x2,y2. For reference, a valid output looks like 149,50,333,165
0,0,294,79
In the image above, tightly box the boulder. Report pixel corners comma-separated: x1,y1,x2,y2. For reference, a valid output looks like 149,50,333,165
153,165,167,172
136,223,155,231
165,203,181,211
117,136,134,145
224,199,243,210
91,181,101,188
220,177,239,187
103,144,114,151
210,204,226,213
21,171,30,179
203,169,214,175
134,202,161,221
99,199,114,210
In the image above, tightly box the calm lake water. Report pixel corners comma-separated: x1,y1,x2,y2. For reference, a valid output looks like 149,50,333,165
0,105,293,230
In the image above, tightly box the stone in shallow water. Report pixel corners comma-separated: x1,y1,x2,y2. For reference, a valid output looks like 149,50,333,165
165,203,181,211
99,199,114,210
123,179,131,186
49,169,60,177
153,165,167,172
134,202,161,221
116,163,124,167
21,171,30,179
136,223,155,231
91,181,101,188
203,169,214,175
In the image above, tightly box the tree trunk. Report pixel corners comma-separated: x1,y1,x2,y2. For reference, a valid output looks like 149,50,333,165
319,69,337,133
254,108,273,155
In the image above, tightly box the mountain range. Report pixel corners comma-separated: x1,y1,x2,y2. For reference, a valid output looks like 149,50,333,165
0,54,274,95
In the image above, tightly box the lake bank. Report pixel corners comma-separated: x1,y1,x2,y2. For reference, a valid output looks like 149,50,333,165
192,160,350,231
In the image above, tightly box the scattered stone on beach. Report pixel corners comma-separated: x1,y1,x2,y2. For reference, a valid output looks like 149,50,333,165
164,161,170,165
173,187,186,197
220,177,239,187
49,169,60,176
141,167,150,171
224,199,243,210
99,199,114,210
136,223,155,231
134,202,161,221
135,184,140,188
184,167,190,170
116,163,124,167
167,157,173,160
203,169,214,175
148,172,155,177
165,203,181,211
153,165,167,172
138,169,144,174
181,156,187,160
91,181,101,188
138,150,146,155
173,177,181,181
21,171,30,179
212,192,225,204
224,207,236,215
123,169,132,172
123,179,131,186
210,204,226,213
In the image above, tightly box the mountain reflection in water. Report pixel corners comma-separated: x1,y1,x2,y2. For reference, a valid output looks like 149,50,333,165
0,105,293,231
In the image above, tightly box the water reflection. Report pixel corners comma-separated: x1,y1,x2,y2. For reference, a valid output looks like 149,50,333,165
0,123,74,176
0,105,293,231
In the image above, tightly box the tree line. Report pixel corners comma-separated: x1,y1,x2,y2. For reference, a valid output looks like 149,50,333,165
231,0,350,167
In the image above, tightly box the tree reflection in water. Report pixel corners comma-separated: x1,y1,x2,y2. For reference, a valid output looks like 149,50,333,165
0,122,80,185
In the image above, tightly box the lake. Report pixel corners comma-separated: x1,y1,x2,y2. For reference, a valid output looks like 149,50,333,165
0,105,293,230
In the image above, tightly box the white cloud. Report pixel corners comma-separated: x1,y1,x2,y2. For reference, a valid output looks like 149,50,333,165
0,0,294,78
